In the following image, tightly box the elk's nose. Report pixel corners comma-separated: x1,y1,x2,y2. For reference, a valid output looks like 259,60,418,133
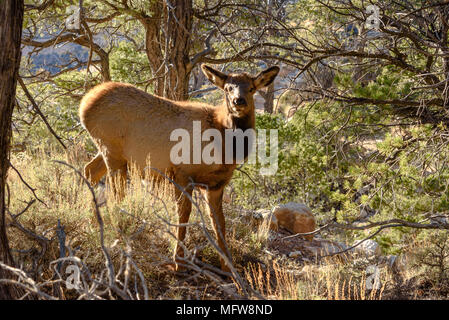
233,97,246,106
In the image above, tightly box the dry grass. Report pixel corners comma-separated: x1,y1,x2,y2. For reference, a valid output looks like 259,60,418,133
242,261,300,299
5,143,266,298
4,143,408,300
299,260,388,300
239,255,391,300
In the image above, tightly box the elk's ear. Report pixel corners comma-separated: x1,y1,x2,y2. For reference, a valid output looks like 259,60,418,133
201,64,227,89
253,66,280,90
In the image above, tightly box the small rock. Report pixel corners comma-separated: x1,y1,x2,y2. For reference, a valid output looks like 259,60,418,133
386,254,407,273
386,255,397,269
223,189,232,204
253,209,278,231
303,240,348,257
430,215,449,225
263,249,275,257
272,202,316,241
322,241,348,255
352,239,381,257
289,251,303,258
219,283,239,297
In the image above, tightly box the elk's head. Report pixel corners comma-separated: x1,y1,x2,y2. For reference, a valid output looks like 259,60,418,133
201,64,280,117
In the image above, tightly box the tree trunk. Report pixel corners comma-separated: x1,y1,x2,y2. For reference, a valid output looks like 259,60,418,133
144,0,164,97
144,0,192,101
0,0,24,300
263,82,275,114
163,0,192,100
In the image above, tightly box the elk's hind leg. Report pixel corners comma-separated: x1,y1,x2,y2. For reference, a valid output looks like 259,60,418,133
84,152,107,186
103,154,128,201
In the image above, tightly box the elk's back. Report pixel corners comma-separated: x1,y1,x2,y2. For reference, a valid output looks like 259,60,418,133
79,82,211,172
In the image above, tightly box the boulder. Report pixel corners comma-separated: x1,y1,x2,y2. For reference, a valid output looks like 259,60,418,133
272,202,316,241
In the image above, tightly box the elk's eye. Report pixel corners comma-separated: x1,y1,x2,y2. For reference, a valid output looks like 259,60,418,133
226,86,233,92
249,87,255,93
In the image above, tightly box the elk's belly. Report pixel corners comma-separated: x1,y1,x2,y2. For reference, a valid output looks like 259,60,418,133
189,164,236,190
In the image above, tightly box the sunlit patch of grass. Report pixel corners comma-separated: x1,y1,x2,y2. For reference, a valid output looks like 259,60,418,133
238,253,392,300
297,257,389,300
242,261,300,299
5,144,398,300
7,145,271,298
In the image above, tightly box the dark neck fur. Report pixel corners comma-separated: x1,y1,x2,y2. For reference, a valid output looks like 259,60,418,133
230,114,254,131
215,98,255,161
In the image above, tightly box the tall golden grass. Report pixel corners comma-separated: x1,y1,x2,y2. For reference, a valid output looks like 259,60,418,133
5,143,399,299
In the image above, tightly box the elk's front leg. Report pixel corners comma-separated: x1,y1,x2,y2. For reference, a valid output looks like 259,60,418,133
204,187,231,273
174,183,193,271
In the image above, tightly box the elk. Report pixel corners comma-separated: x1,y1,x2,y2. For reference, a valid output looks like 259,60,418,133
79,64,280,272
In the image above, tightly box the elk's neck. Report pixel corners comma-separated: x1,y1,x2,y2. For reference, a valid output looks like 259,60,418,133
208,100,256,163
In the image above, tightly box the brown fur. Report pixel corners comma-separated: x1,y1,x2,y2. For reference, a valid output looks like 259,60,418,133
79,64,280,272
